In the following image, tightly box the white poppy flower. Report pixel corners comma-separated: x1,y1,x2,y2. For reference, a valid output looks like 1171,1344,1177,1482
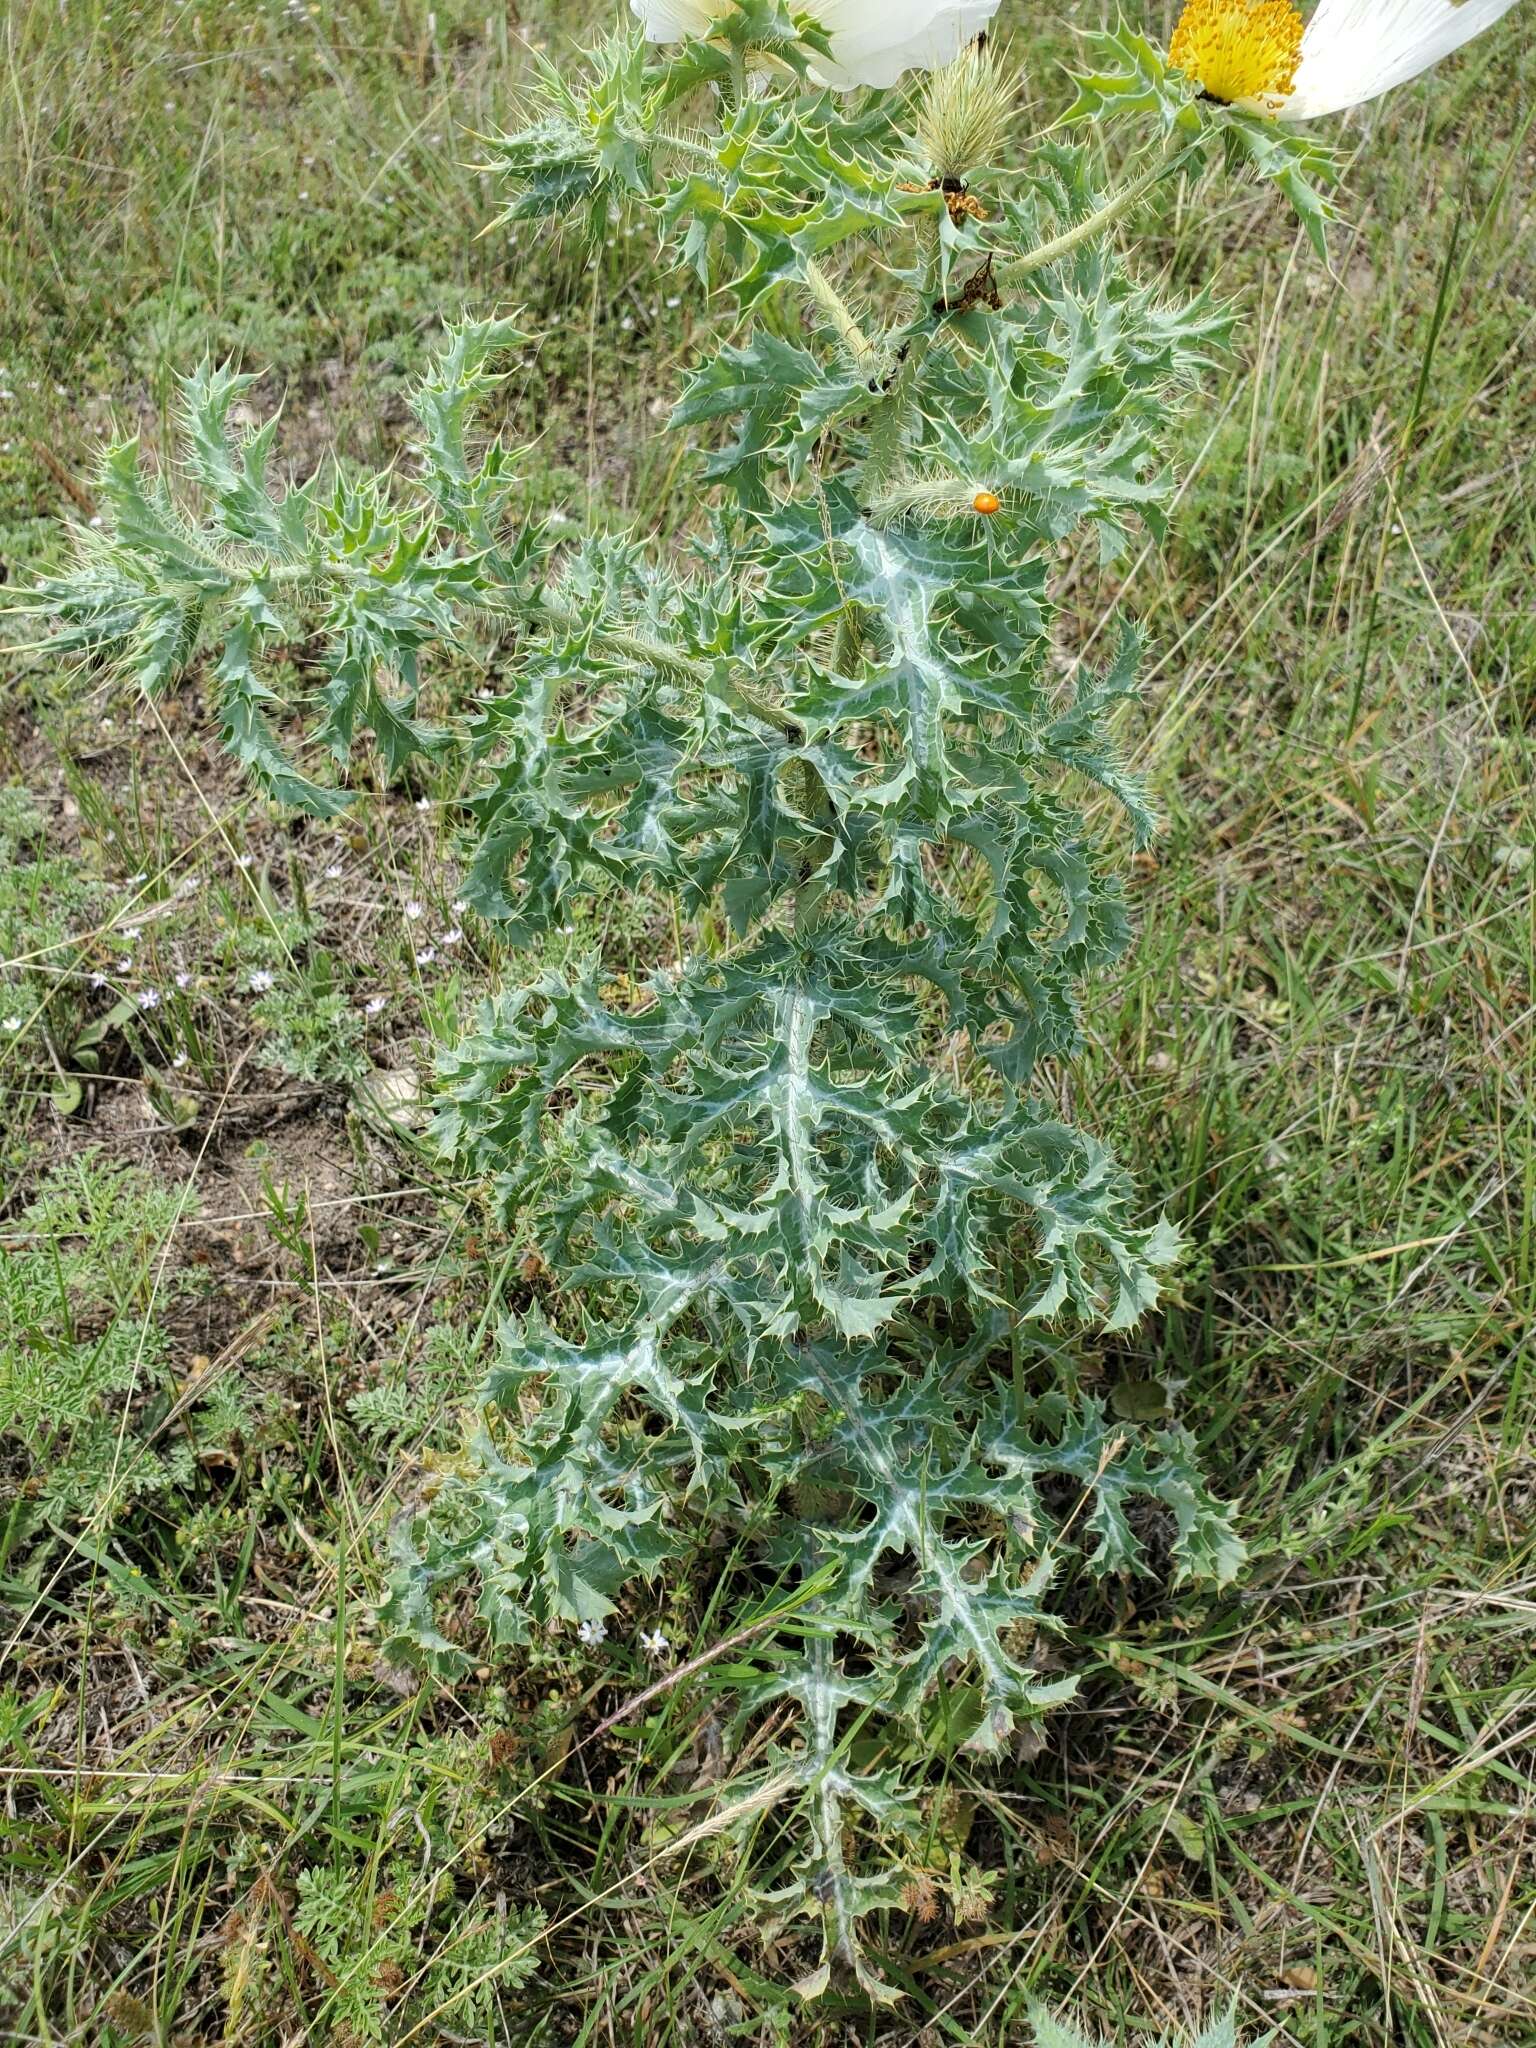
630,0,1002,89
1170,0,1520,120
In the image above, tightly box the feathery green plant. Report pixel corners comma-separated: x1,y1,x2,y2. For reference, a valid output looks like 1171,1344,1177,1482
27,11,1334,2000
1029,2007,1267,2048
0,1154,212,1534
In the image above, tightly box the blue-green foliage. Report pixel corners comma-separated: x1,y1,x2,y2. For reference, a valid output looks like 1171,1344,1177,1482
26,19,1317,1999
32,331,545,814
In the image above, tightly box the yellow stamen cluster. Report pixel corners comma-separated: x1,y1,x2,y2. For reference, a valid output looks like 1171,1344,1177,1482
1169,0,1304,110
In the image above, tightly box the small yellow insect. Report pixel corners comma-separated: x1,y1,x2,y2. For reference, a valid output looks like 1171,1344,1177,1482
973,490,1001,516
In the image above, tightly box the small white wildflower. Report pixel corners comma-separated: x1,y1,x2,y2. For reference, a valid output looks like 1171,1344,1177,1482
415,946,438,966
560,923,575,936
2,1015,21,1033
117,958,132,973
639,1627,670,1657
451,897,469,916
178,875,200,897
236,853,254,870
439,927,463,948
404,900,424,921
124,871,146,887
174,971,193,990
120,925,142,944
90,972,108,990
172,1052,188,1069
577,1618,608,1646
324,862,343,879
414,796,431,812
136,988,161,1010
364,994,387,1017
249,969,275,993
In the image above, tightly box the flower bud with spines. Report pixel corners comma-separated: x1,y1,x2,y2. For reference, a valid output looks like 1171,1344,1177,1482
911,41,1016,184
867,470,999,528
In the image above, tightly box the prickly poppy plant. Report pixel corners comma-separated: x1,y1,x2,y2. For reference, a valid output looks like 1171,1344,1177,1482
34,10,1352,2001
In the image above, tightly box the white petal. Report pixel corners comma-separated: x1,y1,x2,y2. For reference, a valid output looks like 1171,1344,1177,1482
630,0,1002,85
1281,0,1520,117
630,0,723,38
807,0,1003,87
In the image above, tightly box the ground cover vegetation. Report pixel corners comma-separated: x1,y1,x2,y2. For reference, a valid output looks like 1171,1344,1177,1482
0,2,1532,2044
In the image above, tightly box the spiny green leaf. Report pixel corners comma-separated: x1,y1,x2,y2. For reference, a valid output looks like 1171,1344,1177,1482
214,588,352,817
1219,109,1338,261
1064,26,1202,134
